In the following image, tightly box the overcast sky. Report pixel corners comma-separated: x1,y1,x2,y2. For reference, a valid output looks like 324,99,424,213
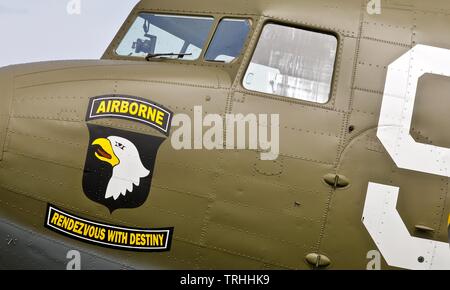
0,0,140,67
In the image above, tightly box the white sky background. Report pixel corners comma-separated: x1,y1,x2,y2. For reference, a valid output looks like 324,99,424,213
0,0,140,68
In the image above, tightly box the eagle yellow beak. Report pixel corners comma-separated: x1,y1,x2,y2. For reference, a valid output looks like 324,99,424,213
92,138,120,167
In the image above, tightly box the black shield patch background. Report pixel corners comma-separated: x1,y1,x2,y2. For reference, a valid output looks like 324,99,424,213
83,124,165,213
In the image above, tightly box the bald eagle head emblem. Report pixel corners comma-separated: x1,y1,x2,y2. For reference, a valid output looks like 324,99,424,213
82,124,165,213
92,136,150,200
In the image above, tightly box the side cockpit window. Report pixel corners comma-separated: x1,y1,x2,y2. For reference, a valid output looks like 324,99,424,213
243,23,337,104
116,13,214,60
205,18,251,63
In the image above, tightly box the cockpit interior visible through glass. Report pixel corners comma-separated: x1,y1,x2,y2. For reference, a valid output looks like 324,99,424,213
116,13,214,60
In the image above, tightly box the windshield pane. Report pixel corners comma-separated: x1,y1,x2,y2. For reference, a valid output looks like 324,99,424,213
116,13,214,60
205,18,251,63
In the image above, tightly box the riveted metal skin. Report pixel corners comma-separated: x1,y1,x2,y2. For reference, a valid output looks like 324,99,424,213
0,0,450,270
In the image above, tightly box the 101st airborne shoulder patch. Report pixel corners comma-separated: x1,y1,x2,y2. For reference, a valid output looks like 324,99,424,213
45,95,174,252
83,95,173,212
83,124,165,212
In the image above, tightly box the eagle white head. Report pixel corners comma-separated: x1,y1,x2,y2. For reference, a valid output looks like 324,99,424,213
92,136,150,200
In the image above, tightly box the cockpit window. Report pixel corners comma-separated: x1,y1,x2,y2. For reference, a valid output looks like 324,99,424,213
205,18,251,63
116,13,214,60
243,23,337,104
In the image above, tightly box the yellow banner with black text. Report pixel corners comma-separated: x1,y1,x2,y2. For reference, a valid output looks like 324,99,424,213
45,204,173,251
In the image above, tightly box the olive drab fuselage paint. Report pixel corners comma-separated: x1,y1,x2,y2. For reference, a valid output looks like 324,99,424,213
0,0,449,270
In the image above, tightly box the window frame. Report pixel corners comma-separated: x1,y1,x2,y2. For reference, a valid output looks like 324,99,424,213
111,11,255,69
203,17,253,65
240,20,340,106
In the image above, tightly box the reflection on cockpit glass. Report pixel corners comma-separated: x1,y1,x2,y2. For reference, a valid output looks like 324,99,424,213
205,18,251,63
244,24,337,104
116,13,214,60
